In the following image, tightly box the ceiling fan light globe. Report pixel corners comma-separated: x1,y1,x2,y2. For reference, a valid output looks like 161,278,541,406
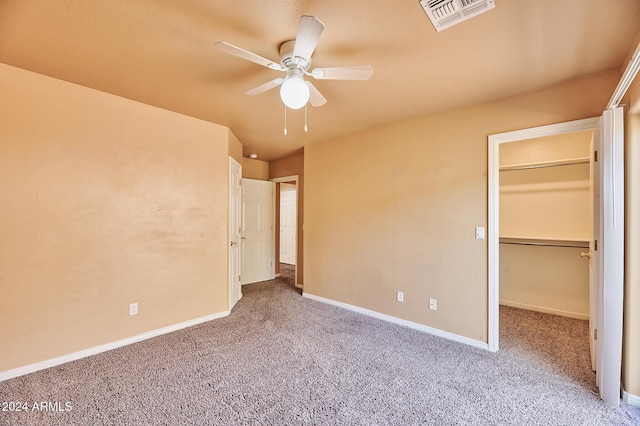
280,76,310,109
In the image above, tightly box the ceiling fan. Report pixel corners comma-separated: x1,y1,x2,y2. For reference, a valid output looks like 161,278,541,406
215,15,373,110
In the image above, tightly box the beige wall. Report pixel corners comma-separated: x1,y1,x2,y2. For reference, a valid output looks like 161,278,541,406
623,98,640,396
241,158,269,180
500,163,590,241
499,244,589,318
228,130,243,164
270,153,304,285
304,70,620,344
0,64,230,372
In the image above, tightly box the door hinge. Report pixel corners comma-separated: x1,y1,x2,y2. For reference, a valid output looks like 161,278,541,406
238,274,241,282
593,329,598,340
594,150,598,162
594,239,598,251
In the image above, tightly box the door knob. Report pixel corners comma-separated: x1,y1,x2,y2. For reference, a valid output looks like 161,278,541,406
580,251,591,258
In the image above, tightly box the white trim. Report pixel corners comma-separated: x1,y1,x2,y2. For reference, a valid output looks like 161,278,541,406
499,300,589,321
622,388,640,408
488,117,599,353
488,118,599,144
607,40,640,109
598,107,625,406
270,175,298,183
229,156,243,311
0,310,230,382
303,293,489,350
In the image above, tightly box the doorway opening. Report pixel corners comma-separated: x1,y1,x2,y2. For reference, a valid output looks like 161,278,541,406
496,127,597,389
488,117,599,351
279,183,297,266
271,175,300,288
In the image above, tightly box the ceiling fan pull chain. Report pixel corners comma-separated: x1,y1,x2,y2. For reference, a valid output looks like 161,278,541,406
304,104,308,132
283,105,288,136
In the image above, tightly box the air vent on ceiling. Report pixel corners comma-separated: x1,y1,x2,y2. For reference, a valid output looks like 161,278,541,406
419,0,495,32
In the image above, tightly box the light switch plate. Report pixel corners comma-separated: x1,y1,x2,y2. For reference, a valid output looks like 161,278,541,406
475,226,485,240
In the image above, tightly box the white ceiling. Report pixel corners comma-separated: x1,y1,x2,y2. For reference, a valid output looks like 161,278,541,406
1,0,639,160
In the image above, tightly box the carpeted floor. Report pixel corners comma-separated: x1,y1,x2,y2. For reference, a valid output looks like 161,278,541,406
1,264,639,425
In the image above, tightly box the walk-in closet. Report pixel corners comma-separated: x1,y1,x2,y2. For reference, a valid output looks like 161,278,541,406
499,130,593,320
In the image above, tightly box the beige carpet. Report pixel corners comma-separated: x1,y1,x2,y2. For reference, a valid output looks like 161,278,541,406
1,264,638,425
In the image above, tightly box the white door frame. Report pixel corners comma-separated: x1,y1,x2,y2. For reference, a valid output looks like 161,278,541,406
487,117,599,352
279,183,297,265
270,175,299,287
228,157,242,310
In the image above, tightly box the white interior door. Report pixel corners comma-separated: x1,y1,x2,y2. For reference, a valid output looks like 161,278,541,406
241,179,275,284
228,157,242,309
595,107,624,407
279,185,297,265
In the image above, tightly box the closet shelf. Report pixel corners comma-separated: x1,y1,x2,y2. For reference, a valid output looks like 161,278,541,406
499,237,589,249
499,156,590,171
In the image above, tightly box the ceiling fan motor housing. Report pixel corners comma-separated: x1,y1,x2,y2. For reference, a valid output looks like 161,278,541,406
280,40,310,72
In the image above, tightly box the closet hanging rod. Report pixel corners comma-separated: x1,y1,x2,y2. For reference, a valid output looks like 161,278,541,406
499,237,589,249
499,156,589,171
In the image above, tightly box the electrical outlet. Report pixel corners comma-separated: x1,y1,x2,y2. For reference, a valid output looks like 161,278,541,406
429,298,437,311
129,302,138,316
397,291,404,303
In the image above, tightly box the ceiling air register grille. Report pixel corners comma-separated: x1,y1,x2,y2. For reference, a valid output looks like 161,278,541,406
419,0,495,31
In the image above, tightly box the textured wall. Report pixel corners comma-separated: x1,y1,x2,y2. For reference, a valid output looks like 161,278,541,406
0,64,230,372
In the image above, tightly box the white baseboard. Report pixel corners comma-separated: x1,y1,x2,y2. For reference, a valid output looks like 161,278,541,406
500,300,589,321
303,293,488,351
0,310,230,382
623,388,640,407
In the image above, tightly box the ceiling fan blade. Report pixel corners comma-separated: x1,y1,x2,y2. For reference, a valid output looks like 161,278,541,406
292,16,325,63
311,65,374,80
307,82,327,107
245,78,284,96
215,41,283,71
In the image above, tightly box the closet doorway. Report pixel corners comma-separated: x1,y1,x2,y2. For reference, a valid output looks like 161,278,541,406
488,110,625,406
498,129,593,324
